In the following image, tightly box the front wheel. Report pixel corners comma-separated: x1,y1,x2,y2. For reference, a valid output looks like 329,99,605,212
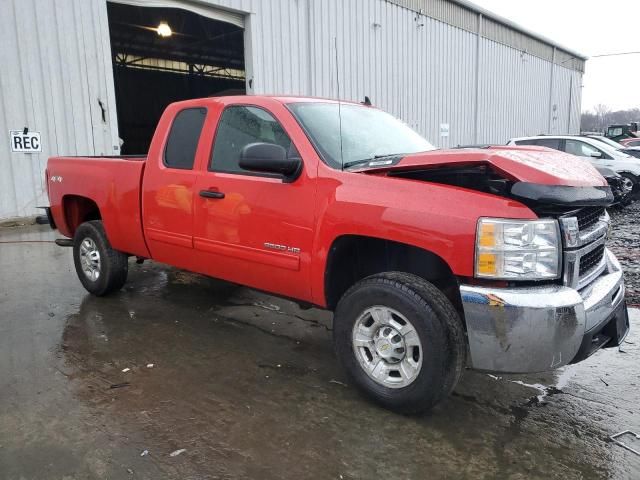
73,220,128,296
332,272,465,414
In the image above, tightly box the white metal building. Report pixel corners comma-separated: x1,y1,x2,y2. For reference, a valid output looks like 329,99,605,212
0,0,586,220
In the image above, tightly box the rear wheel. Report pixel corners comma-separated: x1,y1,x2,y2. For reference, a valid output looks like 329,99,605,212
333,272,465,414
73,220,128,296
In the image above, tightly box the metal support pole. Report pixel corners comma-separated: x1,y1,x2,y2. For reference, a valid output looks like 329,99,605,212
474,14,483,144
567,76,573,133
548,46,556,133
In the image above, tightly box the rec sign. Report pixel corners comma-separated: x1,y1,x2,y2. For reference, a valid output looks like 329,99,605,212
10,130,42,153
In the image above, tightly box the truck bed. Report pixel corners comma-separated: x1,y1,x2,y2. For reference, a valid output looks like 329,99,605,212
47,156,150,258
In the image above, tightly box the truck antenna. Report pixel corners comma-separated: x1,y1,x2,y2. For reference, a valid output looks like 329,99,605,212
335,37,344,170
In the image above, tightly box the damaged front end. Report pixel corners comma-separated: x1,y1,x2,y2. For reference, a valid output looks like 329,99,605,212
360,148,629,373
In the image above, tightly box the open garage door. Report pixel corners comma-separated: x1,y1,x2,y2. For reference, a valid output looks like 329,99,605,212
107,1,246,154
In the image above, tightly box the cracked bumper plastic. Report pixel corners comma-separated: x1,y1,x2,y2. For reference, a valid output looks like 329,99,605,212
460,249,627,373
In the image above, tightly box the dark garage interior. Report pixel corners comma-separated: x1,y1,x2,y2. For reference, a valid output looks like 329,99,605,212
107,2,245,154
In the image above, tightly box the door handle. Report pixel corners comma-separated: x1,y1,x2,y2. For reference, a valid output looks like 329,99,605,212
199,190,225,199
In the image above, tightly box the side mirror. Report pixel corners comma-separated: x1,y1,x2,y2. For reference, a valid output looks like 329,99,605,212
239,143,302,182
590,151,603,159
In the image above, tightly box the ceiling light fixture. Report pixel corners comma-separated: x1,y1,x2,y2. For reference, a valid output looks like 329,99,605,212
156,22,172,37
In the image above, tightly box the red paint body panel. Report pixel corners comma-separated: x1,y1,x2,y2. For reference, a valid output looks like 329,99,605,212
619,138,640,147
47,157,150,258
46,96,606,308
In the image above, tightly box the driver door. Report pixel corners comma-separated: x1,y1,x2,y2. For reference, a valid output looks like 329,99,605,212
193,102,316,302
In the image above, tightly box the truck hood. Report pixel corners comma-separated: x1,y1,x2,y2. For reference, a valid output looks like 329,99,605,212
353,146,613,207
353,145,607,187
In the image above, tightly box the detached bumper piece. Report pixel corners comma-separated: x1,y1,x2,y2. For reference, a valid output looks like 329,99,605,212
460,249,628,373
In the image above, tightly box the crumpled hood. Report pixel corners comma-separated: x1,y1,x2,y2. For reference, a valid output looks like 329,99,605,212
355,145,608,187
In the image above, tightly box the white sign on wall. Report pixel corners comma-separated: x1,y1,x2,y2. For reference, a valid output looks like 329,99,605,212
439,123,450,138
10,130,42,153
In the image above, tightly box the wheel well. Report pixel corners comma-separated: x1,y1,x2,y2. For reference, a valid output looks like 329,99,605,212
62,195,101,235
324,235,462,312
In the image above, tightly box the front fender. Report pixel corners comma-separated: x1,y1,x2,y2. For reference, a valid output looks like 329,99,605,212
309,172,536,306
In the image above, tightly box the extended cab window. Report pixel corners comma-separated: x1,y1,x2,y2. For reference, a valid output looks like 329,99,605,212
211,106,296,173
164,108,207,169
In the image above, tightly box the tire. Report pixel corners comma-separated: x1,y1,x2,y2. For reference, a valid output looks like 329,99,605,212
73,220,128,296
333,272,465,414
620,173,639,201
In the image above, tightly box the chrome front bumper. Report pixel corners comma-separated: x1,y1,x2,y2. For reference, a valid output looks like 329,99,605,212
460,249,627,373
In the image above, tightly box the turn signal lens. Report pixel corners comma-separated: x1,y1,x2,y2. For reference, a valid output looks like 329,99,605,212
478,223,496,247
477,253,497,275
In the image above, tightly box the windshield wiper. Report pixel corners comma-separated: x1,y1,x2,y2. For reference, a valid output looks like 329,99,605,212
343,154,403,170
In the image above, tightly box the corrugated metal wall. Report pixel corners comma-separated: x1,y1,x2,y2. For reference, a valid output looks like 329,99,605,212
228,0,582,148
304,0,479,148
0,0,583,219
0,0,119,219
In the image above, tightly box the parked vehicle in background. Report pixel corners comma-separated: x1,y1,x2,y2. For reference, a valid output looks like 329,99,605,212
620,137,640,147
460,142,634,205
594,166,634,206
606,123,639,142
43,96,629,414
584,134,640,159
508,135,640,199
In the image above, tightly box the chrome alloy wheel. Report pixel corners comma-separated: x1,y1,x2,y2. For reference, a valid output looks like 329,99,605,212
79,237,101,281
352,306,423,388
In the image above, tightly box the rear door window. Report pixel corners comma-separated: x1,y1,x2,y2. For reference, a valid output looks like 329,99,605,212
514,138,561,150
164,108,207,170
534,138,562,151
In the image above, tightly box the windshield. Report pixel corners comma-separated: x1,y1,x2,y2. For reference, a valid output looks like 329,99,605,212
589,138,633,158
590,136,623,149
288,102,436,169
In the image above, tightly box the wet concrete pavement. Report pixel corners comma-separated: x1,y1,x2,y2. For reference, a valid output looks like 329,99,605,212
1,222,639,479
610,201,640,306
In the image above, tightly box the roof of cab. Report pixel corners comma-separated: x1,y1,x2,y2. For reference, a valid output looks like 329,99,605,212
172,95,367,108
220,95,367,105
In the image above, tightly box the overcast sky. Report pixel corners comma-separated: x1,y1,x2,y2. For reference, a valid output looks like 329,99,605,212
470,0,640,112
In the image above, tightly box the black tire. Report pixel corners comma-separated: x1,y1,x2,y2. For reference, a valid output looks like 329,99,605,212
333,272,465,414
620,173,639,201
73,220,128,296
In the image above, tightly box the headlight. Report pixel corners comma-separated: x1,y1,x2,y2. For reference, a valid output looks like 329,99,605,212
475,218,561,280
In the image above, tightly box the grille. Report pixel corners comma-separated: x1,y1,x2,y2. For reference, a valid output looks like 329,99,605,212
578,243,605,277
576,207,605,231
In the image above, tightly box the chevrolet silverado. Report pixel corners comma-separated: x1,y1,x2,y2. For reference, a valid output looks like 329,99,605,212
44,96,629,413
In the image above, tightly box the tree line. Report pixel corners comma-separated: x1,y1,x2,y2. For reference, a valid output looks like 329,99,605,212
581,104,640,133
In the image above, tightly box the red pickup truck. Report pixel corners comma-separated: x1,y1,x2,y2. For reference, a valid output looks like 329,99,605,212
45,96,629,413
